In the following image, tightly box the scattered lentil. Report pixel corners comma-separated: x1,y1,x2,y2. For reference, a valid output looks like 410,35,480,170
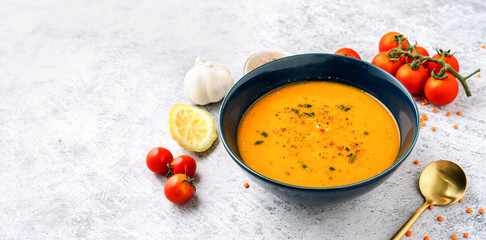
459,198,464,202
432,108,438,113
429,205,434,210
451,234,458,240
479,208,484,214
424,236,430,240
463,233,469,238
243,183,249,188
406,231,413,237
438,216,444,222
431,127,437,131
478,74,481,78
446,112,451,116
457,111,462,115
453,125,458,129
413,160,419,164
466,208,472,213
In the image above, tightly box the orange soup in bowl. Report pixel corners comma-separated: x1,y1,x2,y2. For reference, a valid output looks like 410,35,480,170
237,81,400,187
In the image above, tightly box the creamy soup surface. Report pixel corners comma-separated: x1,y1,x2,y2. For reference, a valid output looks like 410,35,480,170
237,81,400,187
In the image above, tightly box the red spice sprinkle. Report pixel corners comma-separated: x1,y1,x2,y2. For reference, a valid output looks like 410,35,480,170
479,208,484,214
413,160,419,164
451,234,458,240
413,96,418,101
466,208,472,213
463,233,469,238
330,140,335,145
438,216,444,221
478,74,482,78
320,129,325,132
243,183,249,188
429,205,434,210
406,231,412,237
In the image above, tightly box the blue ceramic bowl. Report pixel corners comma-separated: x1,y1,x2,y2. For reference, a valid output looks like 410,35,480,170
219,53,419,203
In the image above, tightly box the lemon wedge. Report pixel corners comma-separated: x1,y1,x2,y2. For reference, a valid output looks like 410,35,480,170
169,103,217,152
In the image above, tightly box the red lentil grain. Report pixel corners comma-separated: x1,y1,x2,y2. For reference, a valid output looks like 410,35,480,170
466,208,472,213
429,205,434,210
244,183,249,188
453,125,458,129
432,108,438,113
451,234,458,240
424,236,430,240
431,127,436,131
406,231,412,237
446,112,451,116
438,216,444,222
457,111,462,115
463,233,469,238
459,198,464,202
479,208,485,214
413,160,419,164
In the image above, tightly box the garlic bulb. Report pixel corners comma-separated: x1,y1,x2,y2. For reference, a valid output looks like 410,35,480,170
184,57,234,105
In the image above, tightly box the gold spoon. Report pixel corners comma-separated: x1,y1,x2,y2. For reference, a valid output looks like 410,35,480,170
392,160,468,240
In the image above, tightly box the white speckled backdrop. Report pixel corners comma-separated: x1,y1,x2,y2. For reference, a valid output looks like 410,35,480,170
1,0,485,239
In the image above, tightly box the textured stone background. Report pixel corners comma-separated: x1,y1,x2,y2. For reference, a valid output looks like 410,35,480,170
0,0,485,239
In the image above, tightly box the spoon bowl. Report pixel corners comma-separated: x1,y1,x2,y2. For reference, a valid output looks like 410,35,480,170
392,160,467,240
419,160,468,206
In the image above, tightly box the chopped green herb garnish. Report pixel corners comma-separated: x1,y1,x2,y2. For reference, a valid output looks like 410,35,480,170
255,141,264,145
261,132,268,137
329,167,335,171
338,105,344,110
345,147,350,152
303,112,315,117
344,107,351,111
364,131,369,135
302,164,308,169
291,108,299,114
299,104,312,108
299,114,303,117
349,154,357,163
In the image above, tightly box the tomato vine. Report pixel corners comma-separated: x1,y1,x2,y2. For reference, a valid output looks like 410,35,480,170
387,34,480,97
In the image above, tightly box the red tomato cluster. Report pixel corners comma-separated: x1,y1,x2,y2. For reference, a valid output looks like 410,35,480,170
371,32,461,105
146,147,197,204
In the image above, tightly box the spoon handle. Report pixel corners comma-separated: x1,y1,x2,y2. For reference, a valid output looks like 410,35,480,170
391,202,431,240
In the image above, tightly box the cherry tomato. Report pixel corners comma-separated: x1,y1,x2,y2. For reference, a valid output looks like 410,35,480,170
427,53,460,75
407,46,430,68
371,52,403,75
146,147,173,174
164,174,195,204
168,155,197,177
379,32,408,52
423,73,458,105
395,64,429,94
334,48,361,60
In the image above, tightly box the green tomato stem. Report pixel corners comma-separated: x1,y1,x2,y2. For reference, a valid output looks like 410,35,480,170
391,35,480,97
